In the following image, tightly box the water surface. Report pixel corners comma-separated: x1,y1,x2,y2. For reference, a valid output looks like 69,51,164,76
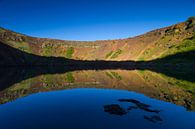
0,69,195,129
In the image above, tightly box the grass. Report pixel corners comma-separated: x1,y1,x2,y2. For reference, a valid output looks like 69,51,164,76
105,51,113,59
66,72,75,83
105,71,122,80
111,49,122,59
137,70,145,75
42,43,73,57
7,41,32,54
105,49,122,59
138,36,172,60
158,71,195,96
138,70,195,103
105,72,114,79
43,45,53,56
160,35,195,61
110,72,122,80
66,47,74,58
138,35,195,61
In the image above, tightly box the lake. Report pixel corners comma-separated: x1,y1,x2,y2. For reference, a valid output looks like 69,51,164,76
0,68,195,129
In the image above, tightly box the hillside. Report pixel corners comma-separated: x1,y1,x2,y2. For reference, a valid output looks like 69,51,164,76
0,17,195,64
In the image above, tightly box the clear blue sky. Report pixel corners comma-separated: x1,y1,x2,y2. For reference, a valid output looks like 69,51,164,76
0,0,195,41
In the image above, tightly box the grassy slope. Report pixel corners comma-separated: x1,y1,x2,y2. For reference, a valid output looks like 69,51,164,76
137,17,195,61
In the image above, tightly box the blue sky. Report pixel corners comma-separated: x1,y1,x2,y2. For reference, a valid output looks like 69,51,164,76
0,0,195,41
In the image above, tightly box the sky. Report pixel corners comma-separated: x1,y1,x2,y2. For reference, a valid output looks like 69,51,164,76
0,0,195,41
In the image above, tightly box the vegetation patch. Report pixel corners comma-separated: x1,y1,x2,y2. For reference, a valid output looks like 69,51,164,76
66,47,74,58
110,72,122,80
160,35,195,62
105,72,114,79
111,49,122,59
7,41,32,53
137,57,145,61
41,75,58,88
105,51,113,59
42,44,54,56
137,70,145,75
105,71,122,80
158,71,195,96
138,34,195,61
66,72,75,83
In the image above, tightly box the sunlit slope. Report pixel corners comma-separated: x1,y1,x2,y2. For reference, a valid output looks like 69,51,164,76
0,17,194,61
138,18,195,61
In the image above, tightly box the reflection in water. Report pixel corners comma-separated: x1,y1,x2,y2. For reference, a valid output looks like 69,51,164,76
104,104,127,116
119,99,161,113
0,68,195,129
0,69,195,110
104,99,162,124
144,115,163,124
0,88,194,129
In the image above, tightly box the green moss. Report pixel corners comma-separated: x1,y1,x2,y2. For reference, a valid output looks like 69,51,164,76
105,51,113,58
105,72,114,79
9,78,33,91
66,72,75,83
111,49,122,59
143,48,151,55
7,41,32,53
138,35,195,61
18,46,28,52
43,45,53,56
105,71,122,80
137,57,145,61
159,72,195,95
66,47,74,58
137,70,145,75
160,35,195,60
110,72,122,80
41,74,57,88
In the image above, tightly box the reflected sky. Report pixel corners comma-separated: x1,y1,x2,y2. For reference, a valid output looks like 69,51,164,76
0,88,195,129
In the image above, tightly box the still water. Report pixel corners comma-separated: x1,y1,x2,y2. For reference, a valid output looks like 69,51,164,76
0,69,195,129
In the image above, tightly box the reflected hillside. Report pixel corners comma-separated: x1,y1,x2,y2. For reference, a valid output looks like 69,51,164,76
0,69,195,110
